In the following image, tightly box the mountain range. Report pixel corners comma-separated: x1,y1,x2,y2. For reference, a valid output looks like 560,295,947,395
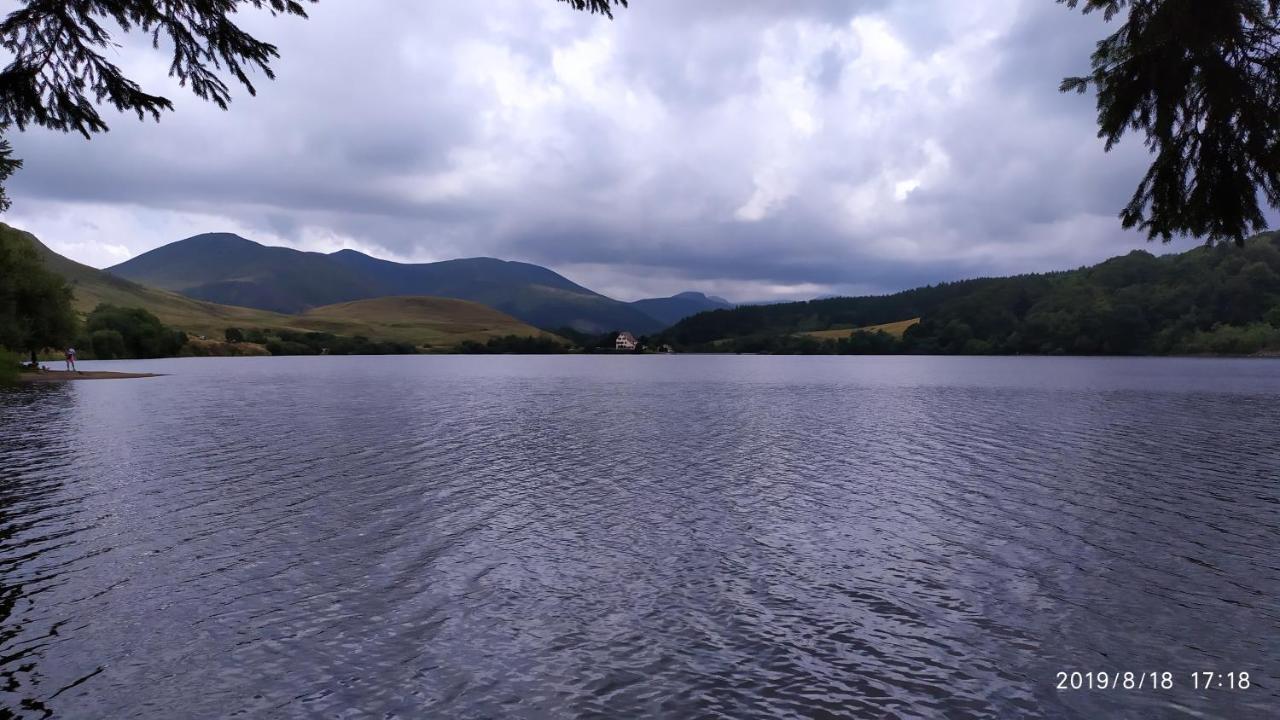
16,221,1280,356
8,224,553,348
108,233,726,333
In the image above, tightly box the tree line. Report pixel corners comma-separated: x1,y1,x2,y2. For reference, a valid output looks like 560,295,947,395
222,328,416,356
663,233,1280,356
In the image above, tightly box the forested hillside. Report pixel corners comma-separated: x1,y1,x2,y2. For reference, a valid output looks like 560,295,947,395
664,233,1280,355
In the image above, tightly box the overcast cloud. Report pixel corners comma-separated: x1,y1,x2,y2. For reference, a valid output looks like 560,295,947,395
0,0,1224,302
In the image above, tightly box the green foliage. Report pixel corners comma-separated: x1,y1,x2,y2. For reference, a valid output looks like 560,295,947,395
86,304,187,358
224,327,245,343
90,329,126,360
1060,0,1280,244
689,330,902,356
0,348,18,385
458,335,570,354
0,227,77,360
1178,323,1280,355
265,339,317,356
844,330,901,355
665,233,1280,356
1265,305,1280,328
0,136,19,213
259,329,416,355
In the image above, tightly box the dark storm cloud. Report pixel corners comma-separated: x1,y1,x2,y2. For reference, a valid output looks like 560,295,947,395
2,0,1200,299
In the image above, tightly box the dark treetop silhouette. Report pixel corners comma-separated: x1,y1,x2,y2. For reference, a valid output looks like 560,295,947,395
1061,0,1280,245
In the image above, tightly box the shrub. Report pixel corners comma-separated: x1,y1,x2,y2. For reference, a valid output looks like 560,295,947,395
1178,323,1280,355
265,340,316,356
91,329,126,360
457,335,568,354
225,327,245,343
1266,306,1280,329
0,349,18,386
85,304,188,358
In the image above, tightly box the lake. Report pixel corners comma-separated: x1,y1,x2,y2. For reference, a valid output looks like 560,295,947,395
0,355,1277,719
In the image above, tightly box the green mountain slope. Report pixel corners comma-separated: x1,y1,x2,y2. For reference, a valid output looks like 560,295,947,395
664,233,1280,355
12,223,300,336
300,296,560,348
6,223,549,348
110,233,663,334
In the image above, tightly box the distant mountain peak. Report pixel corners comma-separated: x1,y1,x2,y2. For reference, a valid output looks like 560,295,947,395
630,290,734,327
669,291,731,306
180,232,260,247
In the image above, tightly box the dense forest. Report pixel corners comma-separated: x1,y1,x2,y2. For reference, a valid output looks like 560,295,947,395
458,335,571,354
663,233,1280,356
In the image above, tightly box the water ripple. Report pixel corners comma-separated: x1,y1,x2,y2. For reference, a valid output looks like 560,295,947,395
0,356,1277,718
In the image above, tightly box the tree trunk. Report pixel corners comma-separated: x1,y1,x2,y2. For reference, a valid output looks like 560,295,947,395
30,349,36,367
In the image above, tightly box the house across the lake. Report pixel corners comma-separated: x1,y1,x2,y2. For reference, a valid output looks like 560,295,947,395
615,331,638,351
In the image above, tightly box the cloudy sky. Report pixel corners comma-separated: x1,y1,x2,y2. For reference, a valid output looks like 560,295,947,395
1,0,1220,302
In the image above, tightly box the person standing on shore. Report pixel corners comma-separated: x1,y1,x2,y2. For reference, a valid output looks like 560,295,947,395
65,347,76,372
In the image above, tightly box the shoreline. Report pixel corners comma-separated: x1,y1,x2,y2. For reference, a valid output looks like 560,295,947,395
19,370,164,382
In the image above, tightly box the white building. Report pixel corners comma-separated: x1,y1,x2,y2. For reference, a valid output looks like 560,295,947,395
615,331,638,351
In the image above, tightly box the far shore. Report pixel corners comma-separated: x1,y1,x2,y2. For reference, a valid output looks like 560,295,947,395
19,370,163,382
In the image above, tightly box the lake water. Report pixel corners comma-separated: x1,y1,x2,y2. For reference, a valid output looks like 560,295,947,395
0,356,1277,719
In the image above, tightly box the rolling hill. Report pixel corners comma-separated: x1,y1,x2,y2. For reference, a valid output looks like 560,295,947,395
7,223,549,348
18,225,298,336
299,296,560,348
110,233,664,334
630,291,732,326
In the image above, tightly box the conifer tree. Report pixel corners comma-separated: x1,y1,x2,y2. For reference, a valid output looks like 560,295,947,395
1061,0,1280,245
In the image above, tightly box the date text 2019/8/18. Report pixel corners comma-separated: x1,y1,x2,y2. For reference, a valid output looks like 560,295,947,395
1055,671,1251,691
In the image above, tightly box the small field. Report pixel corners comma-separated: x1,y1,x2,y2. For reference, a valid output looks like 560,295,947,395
799,318,921,341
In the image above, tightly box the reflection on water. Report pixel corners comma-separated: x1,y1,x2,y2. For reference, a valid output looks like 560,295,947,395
0,356,1277,719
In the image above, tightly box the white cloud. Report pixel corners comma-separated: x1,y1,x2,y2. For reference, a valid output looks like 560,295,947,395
1,0,1206,301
